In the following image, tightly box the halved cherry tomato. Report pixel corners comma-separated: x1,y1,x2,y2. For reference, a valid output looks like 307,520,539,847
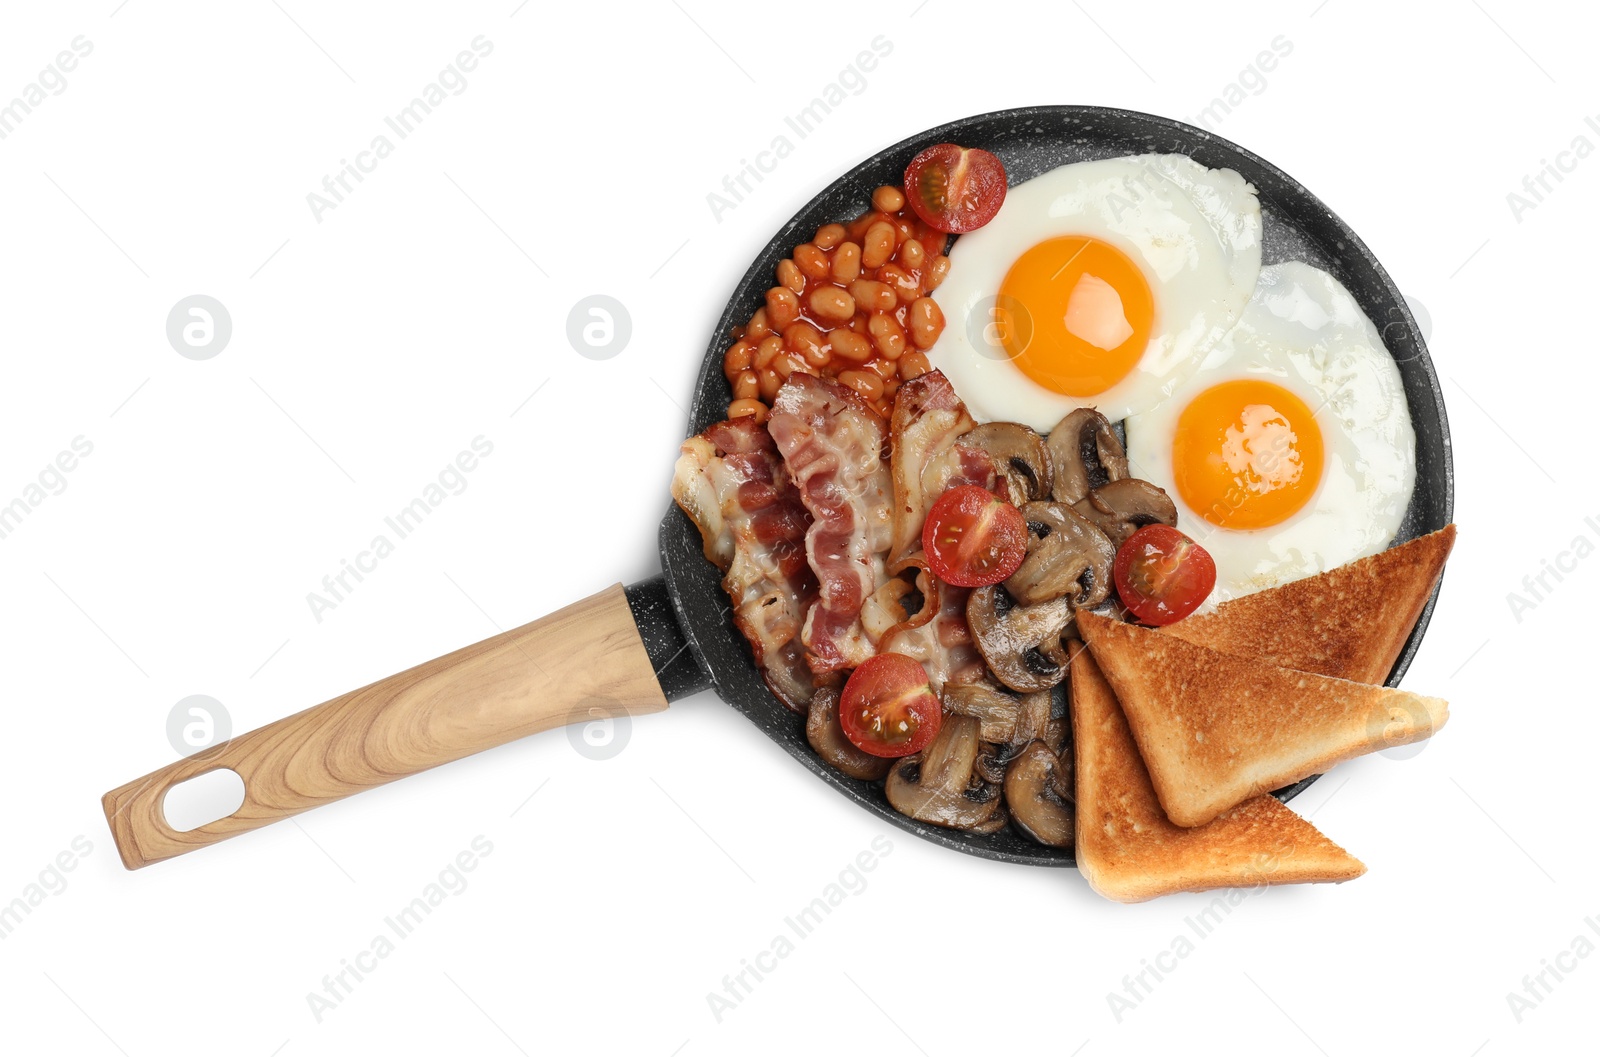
839,653,942,758
1113,524,1217,626
903,143,1007,233
921,484,1028,587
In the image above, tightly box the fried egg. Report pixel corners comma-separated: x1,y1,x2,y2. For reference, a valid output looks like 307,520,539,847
1124,261,1416,603
928,154,1262,429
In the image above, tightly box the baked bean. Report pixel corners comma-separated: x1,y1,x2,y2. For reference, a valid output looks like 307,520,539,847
832,242,862,282
733,369,760,401
862,221,896,269
808,286,856,324
766,286,800,330
755,334,785,370
814,223,847,250
724,190,960,417
829,328,872,362
908,297,944,349
899,351,932,379
724,340,754,379
838,368,884,402
785,321,829,366
747,307,772,341
759,366,783,401
879,264,919,303
773,349,808,380
794,243,830,280
863,356,898,380
868,313,907,360
848,279,896,313
777,259,805,295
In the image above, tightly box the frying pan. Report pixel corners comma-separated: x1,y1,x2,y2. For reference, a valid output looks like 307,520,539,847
102,106,1454,871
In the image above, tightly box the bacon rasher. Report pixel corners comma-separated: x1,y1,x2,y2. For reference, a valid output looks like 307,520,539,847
671,416,816,710
887,369,995,563
767,374,894,675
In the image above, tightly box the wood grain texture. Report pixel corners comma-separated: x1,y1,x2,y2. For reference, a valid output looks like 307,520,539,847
102,583,668,870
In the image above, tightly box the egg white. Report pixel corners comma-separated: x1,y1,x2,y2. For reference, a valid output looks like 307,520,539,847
1124,261,1417,604
927,154,1262,429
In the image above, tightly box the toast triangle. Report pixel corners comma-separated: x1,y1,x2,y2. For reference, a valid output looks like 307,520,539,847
1071,649,1366,903
1161,526,1456,683
1078,610,1448,828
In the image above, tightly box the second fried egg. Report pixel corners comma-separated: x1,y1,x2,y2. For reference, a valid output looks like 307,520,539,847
1124,261,1416,603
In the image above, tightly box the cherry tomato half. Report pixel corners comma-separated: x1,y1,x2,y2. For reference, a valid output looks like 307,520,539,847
1113,524,1217,626
922,484,1028,587
903,143,1007,233
839,653,942,758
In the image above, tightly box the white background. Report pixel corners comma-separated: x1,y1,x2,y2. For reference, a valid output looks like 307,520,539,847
0,1,1592,1054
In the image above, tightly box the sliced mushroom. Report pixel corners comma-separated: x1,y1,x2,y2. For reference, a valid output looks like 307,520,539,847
942,682,1023,744
1047,409,1129,505
967,585,1072,693
1005,741,1074,847
805,687,890,781
957,422,1052,505
966,795,1012,835
1013,689,1054,747
1043,717,1070,755
885,714,1007,832
1004,501,1117,608
1073,478,1179,549
974,740,1011,786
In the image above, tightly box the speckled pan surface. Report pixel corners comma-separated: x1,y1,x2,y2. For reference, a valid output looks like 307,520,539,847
656,106,1455,868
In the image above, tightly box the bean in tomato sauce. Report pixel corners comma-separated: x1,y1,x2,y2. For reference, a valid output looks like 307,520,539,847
723,188,952,421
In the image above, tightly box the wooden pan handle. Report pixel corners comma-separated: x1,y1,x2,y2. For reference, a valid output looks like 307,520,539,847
102,583,669,870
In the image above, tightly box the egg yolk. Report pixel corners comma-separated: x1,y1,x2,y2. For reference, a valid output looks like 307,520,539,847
1173,379,1325,530
996,236,1154,396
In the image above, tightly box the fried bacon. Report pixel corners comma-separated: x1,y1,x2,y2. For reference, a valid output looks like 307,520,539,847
888,370,994,562
878,554,987,694
671,416,816,711
768,374,894,675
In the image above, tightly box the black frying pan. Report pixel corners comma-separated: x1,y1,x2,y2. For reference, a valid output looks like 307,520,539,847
102,106,1453,871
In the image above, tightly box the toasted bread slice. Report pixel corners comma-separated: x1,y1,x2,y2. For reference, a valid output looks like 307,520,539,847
1161,526,1456,683
1078,611,1448,827
1071,650,1366,903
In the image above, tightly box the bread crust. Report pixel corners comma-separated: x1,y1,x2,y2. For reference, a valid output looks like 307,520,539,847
1071,650,1366,903
1078,611,1448,827
1160,526,1456,683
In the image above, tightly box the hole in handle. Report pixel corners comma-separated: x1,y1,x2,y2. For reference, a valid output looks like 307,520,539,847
163,769,246,832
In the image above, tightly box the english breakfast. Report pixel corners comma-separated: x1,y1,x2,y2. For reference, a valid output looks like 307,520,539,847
673,143,1454,902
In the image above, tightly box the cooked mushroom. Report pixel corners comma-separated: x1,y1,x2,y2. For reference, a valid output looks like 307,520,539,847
942,682,1023,744
1073,478,1179,548
961,685,1055,784
967,585,1073,692
1047,409,1129,505
1043,717,1070,755
957,422,1052,505
1013,689,1054,747
805,687,891,781
974,740,1010,786
885,714,1007,832
1005,741,1074,847
1004,501,1117,608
